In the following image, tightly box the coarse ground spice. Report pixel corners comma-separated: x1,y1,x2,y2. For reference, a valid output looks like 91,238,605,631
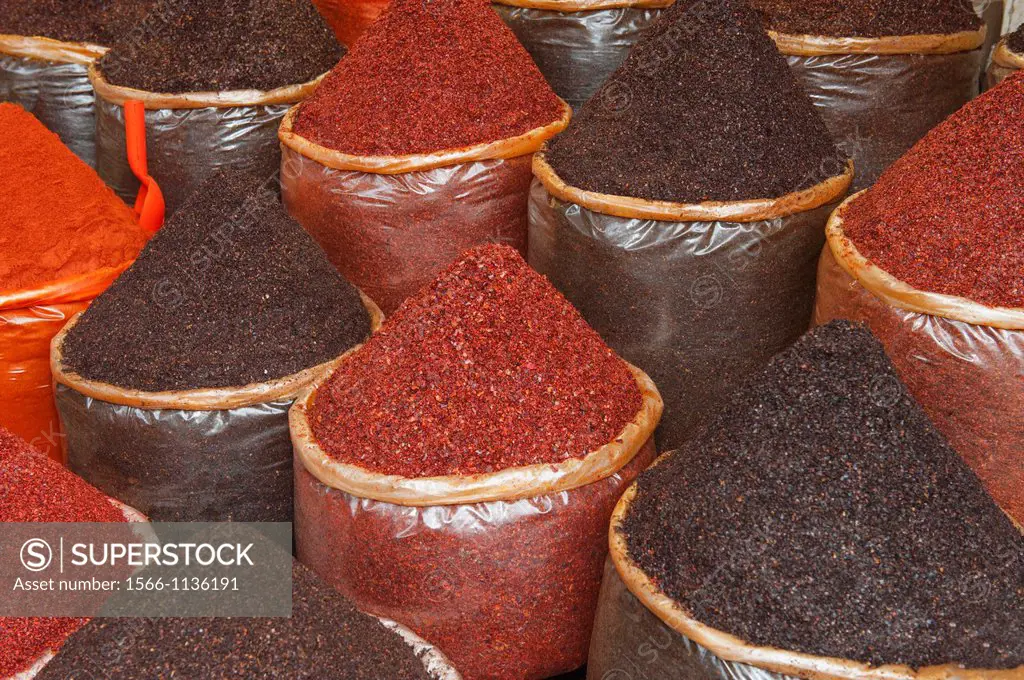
61,169,371,391
841,73,1024,309
292,0,564,156
310,244,641,477
623,321,1024,670
544,0,843,204
0,104,143,296
36,563,433,680
0,0,154,45
751,0,982,38
98,0,342,93
1009,23,1024,53
0,427,126,678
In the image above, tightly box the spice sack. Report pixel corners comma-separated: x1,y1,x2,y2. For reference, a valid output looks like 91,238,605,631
589,322,1023,680
292,246,662,680
90,0,342,215
987,27,1024,88
815,75,1024,526
51,170,379,523
280,0,570,313
530,0,851,449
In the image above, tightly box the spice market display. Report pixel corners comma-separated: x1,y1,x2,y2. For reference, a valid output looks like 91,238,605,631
0,0,1021,679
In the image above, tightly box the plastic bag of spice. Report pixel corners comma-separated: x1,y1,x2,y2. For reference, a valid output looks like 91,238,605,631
279,103,571,314
492,0,670,110
987,37,1024,88
49,299,382,523
814,195,1024,526
770,28,985,191
0,34,106,166
90,65,324,215
291,362,662,680
528,154,853,450
588,484,1024,680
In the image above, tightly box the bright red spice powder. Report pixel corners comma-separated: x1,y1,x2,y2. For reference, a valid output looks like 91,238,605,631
842,72,1024,309
310,245,642,477
0,428,126,677
292,0,564,156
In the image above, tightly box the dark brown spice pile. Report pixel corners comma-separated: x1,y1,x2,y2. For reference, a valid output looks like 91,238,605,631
842,73,1024,309
98,0,342,93
624,321,1024,670
751,0,982,38
310,244,642,477
36,563,433,680
0,428,125,678
61,169,371,392
293,0,563,155
544,0,844,204
1010,23,1024,53
0,0,155,45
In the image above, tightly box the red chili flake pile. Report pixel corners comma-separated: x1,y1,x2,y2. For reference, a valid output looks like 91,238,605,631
310,245,643,477
292,0,564,156
0,428,126,678
842,72,1024,309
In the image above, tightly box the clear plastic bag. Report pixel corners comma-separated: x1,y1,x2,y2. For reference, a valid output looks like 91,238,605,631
493,2,667,110
278,103,571,314
528,156,851,449
50,299,382,522
91,67,322,216
814,196,1024,526
774,30,984,191
0,35,106,167
291,363,662,680
987,39,1022,88
588,481,1017,680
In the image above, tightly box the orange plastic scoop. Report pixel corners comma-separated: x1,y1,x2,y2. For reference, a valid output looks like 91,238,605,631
124,99,165,234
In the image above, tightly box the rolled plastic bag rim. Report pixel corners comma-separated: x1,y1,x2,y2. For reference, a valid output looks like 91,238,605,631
49,291,384,411
826,191,1024,330
991,38,1024,70
491,0,671,11
0,33,106,65
768,26,986,57
382,619,463,680
88,63,327,109
290,359,663,507
607,458,1024,680
532,151,854,222
277,98,572,175
0,263,134,311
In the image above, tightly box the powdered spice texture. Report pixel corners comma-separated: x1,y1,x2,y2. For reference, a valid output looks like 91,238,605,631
98,0,342,93
36,563,432,679
624,321,1024,670
310,245,642,477
545,0,844,204
61,169,371,391
292,0,564,156
0,104,144,296
0,0,155,45
0,428,125,678
842,73,1024,309
751,0,982,38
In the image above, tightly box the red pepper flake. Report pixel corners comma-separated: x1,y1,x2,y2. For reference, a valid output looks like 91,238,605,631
310,245,643,477
842,72,1024,309
293,0,564,156
0,428,126,677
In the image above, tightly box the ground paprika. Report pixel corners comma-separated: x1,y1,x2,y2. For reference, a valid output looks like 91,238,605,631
0,104,144,460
